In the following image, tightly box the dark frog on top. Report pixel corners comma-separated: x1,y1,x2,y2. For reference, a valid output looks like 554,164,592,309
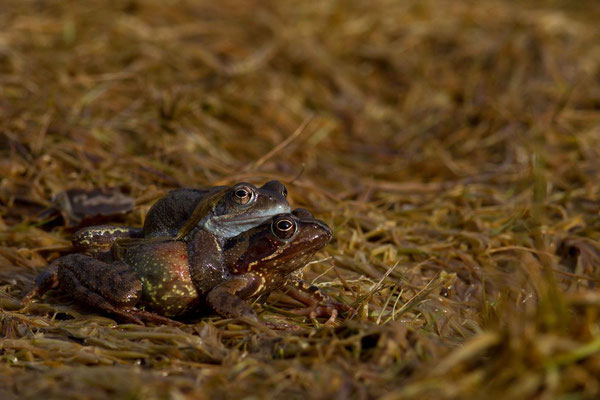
73,181,291,253
144,180,290,239
22,209,351,326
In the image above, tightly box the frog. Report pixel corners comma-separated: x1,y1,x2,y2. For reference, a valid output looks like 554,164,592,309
22,209,351,326
72,180,290,254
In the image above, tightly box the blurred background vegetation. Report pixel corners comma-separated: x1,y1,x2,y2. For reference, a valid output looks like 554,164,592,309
1,0,600,398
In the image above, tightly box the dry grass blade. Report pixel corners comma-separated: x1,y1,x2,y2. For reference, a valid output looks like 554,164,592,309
246,114,315,171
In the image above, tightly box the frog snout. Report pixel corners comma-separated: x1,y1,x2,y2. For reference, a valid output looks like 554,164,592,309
314,220,333,242
271,202,291,213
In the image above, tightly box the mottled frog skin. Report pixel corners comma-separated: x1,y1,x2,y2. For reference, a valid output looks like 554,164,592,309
23,210,350,326
72,181,290,253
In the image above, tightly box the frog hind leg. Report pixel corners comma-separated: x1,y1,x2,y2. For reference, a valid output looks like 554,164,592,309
58,264,145,325
283,279,354,324
72,225,143,253
23,254,178,326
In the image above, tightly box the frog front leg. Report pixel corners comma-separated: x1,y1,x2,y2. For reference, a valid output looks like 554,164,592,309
283,278,353,324
206,274,302,330
206,274,264,321
22,254,178,326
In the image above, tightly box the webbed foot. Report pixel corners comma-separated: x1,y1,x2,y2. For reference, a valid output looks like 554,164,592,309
284,279,354,324
21,262,60,307
120,308,185,326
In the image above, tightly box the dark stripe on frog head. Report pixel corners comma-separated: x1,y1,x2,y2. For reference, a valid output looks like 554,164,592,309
175,188,229,240
175,181,291,241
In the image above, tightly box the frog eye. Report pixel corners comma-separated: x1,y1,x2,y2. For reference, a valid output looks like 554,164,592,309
282,186,288,197
272,217,296,239
232,186,254,205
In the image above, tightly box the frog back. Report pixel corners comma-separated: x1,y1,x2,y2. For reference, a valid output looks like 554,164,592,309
142,187,224,238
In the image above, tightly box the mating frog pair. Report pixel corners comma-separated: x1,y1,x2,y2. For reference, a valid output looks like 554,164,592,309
23,181,350,327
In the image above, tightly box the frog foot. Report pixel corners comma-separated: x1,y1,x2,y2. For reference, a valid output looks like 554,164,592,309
236,316,302,332
261,320,303,331
287,301,353,324
21,263,61,307
121,308,185,327
284,279,354,324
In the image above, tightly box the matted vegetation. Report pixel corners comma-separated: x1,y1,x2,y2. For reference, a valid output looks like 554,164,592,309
2,0,600,398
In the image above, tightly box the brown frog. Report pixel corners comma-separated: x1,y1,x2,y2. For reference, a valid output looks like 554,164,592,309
22,209,350,326
72,181,290,253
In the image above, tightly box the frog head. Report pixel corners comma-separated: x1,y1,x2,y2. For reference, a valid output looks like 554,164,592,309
223,209,333,276
177,180,291,240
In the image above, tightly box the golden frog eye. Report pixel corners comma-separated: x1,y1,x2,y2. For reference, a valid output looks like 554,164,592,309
272,217,296,239
232,186,254,205
282,186,288,197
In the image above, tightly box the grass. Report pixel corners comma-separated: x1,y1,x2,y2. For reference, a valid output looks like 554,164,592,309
1,0,600,398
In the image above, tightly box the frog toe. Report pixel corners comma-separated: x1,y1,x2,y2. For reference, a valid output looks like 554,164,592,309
288,300,354,324
261,320,302,331
123,308,184,326
113,309,146,325
288,304,338,323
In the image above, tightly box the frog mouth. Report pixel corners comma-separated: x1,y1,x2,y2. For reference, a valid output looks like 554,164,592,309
215,205,291,224
208,214,277,238
214,215,272,224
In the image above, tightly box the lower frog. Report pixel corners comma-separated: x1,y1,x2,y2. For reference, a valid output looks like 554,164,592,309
72,180,290,254
22,210,351,327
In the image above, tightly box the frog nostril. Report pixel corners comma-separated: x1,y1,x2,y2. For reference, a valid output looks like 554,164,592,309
315,221,332,237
